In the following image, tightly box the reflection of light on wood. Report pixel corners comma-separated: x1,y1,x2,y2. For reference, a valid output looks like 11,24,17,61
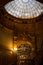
7,39,13,51
10,51,13,54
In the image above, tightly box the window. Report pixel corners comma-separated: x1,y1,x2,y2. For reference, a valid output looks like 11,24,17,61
4,0,43,19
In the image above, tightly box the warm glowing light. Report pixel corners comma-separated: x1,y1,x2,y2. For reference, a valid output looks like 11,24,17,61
14,48,17,51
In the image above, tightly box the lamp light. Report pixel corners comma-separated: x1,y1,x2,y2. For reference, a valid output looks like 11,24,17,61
14,48,17,51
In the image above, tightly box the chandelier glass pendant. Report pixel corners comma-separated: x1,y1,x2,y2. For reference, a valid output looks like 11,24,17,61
4,0,43,19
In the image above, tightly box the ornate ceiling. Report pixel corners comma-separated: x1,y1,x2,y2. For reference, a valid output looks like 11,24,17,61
4,0,43,19
0,0,43,6
0,0,43,33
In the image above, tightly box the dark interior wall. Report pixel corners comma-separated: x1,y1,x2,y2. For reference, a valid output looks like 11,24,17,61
0,0,11,6
0,22,43,65
0,27,14,65
36,22,43,51
0,18,43,65
0,28,13,51
37,0,43,3
0,21,43,51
